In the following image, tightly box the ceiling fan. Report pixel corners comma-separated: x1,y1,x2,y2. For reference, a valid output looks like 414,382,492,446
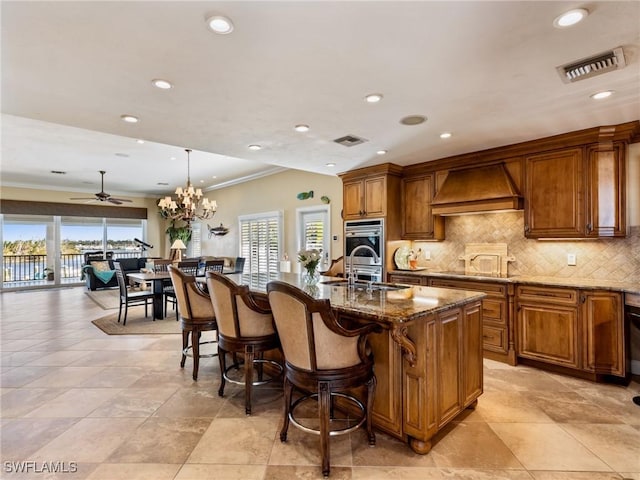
70,170,132,205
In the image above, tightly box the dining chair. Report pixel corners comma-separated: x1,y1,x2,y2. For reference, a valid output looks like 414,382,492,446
204,259,225,274
233,257,246,273
114,262,155,326
266,280,380,477
206,271,282,415
168,265,217,381
177,260,199,276
154,259,177,319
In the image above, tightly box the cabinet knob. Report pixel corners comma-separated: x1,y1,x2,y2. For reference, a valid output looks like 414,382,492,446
524,225,530,233
580,295,586,304
586,223,592,233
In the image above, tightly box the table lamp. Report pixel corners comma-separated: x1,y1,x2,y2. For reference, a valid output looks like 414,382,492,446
170,239,187,262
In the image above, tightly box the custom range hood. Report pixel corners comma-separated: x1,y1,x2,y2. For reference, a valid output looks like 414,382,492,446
431,164,523,216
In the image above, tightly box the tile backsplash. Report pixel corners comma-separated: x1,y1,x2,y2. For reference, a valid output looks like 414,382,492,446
409,211,639,283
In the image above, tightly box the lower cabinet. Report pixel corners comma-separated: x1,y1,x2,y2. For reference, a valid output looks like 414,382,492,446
516,285,625,378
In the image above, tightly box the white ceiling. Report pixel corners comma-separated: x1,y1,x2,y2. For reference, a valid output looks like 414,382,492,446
2,1,639,199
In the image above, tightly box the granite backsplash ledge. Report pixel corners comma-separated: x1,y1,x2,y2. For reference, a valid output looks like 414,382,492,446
407,211,639,283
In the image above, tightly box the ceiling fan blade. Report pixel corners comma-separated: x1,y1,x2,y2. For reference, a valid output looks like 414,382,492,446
107,199,124,205
69,197,97,200
108,197,132,203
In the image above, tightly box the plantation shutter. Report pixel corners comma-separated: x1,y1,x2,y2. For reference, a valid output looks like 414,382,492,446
188,223,202,258
304,219,324,251
239,211,282,275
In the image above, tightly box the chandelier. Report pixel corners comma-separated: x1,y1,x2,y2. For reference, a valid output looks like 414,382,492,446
157,149,217,226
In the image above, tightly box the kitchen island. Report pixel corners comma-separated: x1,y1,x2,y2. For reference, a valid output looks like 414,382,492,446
225,271,486,454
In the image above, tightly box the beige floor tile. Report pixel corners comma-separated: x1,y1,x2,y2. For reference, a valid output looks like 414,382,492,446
30,417,146,463
490,423,612,471
527,391,625,424
475,391,554,423
351,429,436,468
76,366,148,388
0,387,67,417
107,417,212,464
88,387,178,417
1,418,79,460
22,366,107,388
429,422,524,470
1,351,47,367
530,472,627,479
175,464,266,480
561,423,640,472
0,462,99,480
24,350,93,366
72,337,162,351
188,416,279,464
352,467,535,480
26,388,123,418
85,463,181,479
0,365,56,387
264,464,352,479
151,386,225,418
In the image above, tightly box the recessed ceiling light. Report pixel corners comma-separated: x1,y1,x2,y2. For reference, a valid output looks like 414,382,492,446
400,115,427,126
294,124,309,132
170,156,177,161
151,79,173,90
553,8,588,28
440,132,452,139
206,15,234,34
590,90,614,100
115,153,129,158
136,139,145,144
157,182,169,186
121,114,139,123
376,150,387,155
365,93,383,103
326,163,336,167
248,144,262,151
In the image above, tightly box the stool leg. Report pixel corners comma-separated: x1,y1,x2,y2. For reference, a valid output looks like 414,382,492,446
218,347,227,397
192,331,201,381
280,376,293,442
319,381,331,477
181,330,189,368
366,375,377,446
244,344,255,415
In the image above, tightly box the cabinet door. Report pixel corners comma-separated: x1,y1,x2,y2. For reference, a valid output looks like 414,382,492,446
517,302,579,368
436,308,462,426
586,143,626,237
581,291,624,376
364,176,386,217
462,300,483,407
343,180,364,219
525,147,585,238
401,175,444,240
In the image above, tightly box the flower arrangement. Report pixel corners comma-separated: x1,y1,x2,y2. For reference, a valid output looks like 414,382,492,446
298,248,322,279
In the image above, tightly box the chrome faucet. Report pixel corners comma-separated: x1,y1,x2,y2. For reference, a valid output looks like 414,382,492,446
348,245,380,285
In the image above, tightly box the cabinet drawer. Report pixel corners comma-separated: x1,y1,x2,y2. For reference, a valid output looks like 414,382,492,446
516,285,578,305
429,278,507,297
483,298,506,324
388,274,424,285
482,325,507,353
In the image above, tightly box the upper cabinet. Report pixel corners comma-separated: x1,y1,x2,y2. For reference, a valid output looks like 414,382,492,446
524,139,628,239
340,163,402,222
401,173,444,240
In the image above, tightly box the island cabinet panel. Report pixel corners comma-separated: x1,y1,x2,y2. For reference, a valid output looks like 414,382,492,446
524,147,585,238
436,308,463,425
401,174,445,240
429,278,513,363
462,301,483,407
581,290,624,376
516,286,580,369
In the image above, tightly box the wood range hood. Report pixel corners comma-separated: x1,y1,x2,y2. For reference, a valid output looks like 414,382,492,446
431,163,523,216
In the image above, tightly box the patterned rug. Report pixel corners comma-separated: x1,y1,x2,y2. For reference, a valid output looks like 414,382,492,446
91,307,180,335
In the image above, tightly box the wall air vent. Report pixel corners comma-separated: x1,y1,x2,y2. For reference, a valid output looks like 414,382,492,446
557,47,626,83
333,134,368,147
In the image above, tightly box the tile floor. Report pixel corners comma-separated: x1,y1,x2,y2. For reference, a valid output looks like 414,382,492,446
1,287,639,480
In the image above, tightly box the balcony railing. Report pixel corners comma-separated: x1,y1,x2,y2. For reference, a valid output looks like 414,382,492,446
2,250,141,284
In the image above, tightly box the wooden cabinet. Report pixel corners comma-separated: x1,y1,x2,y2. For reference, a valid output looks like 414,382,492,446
343,175,386,219
401,174,444,240
585,142,626,237
524,147,585,238
524,141,627,239
516,285,625,379
387,273,426,285
429,277,514,364
581,290,624,376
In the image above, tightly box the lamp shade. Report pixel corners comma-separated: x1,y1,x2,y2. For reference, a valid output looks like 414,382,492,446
170,239,187,250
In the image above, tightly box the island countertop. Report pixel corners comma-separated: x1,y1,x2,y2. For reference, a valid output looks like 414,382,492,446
225,271,486,325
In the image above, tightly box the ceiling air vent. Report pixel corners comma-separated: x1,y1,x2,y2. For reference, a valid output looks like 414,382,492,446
557,47,626,83
333,134,367,147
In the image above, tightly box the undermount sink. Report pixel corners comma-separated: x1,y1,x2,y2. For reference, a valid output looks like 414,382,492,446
320,279,411,291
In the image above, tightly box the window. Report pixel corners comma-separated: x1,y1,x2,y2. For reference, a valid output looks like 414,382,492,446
297,206,330,269
239,211,283,276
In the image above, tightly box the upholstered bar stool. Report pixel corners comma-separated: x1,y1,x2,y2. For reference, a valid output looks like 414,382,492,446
267,280,380,477
206,271,282,415
168,265,217,381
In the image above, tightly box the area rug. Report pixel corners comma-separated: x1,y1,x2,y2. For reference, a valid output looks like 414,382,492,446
85,288,120,310
91,307,180,335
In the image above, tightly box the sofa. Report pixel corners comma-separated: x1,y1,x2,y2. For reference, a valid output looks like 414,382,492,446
82,251,155,290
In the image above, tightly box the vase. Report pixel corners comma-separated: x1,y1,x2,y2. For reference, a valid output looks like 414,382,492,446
303,267,319,285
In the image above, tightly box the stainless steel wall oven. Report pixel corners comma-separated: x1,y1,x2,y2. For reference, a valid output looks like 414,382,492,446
344,218,384,282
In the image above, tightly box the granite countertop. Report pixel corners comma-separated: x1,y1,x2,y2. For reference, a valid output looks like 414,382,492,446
390,269,640,295
226,272,485,325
